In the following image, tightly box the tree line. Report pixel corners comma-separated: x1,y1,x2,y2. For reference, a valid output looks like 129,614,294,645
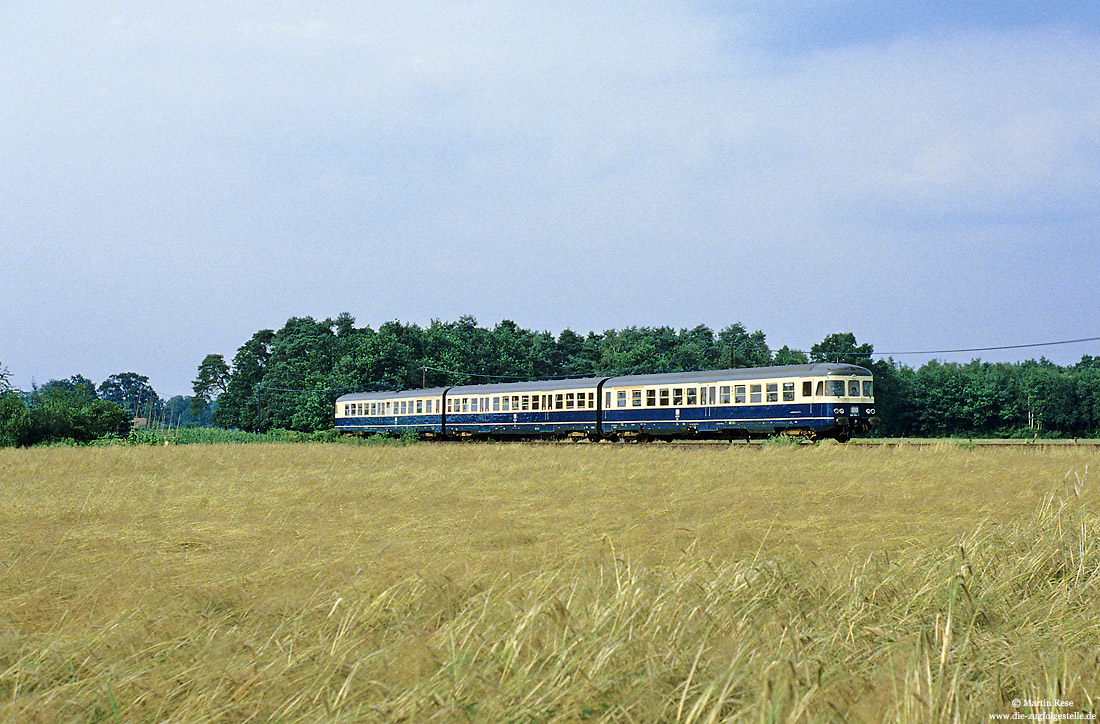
4,315,1098,446
0,367,214,447
198,314,1100,439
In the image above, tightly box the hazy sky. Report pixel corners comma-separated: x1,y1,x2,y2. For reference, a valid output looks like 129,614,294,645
4,1,1099,397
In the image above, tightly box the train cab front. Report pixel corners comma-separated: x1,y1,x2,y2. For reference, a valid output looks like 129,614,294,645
819,368,879,441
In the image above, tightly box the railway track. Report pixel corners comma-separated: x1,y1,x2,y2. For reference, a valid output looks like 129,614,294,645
427,437,1100,448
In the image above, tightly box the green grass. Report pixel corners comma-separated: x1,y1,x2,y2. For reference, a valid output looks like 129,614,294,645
119,426,417,446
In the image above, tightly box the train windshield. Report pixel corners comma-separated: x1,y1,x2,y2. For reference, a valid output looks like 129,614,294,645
824,380,846,396
863,380,873,398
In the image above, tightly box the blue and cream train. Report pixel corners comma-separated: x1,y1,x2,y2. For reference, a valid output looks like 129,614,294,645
335,363,877,442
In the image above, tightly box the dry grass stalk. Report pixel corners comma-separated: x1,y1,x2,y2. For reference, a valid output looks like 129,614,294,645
1,443,1098,721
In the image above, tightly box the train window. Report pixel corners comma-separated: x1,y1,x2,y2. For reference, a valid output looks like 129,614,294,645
816,381,823,396
531,396,539,411
552,394,561,410
415,400,421,414
863,380,873,398
565,393,573,409
803,381,812,397
588,392,595,407
720,386,730,404
462,398,469,412
519,396,527,411
825,381,845,396
368,403,375,415
687,388,697,405
632,390,642,407
750,385,762,403
783,382,795,401
618,391,627,407
605,391,611,408
673,389,684,406
710,386,717,405
734,385,746,404
649,389,658,406
511,396,520,411
492,397,499,412
849,381,860,397
766,384,778,402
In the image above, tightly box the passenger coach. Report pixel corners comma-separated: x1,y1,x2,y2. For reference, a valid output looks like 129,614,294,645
335,363,877,442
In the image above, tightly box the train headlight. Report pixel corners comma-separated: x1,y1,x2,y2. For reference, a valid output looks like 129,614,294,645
867,408,875,416
851,407,859,415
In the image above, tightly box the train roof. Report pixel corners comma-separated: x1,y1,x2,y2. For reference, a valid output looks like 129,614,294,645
335,363,871,402
447,377,605,396
337,386,450,403
604,363,871,387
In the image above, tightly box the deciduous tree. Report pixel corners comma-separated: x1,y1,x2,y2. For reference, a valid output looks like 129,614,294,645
97,372,162,418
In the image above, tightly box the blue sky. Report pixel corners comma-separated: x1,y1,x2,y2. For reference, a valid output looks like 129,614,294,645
3,1,1098,396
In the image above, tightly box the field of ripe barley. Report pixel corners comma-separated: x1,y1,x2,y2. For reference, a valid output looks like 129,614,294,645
1,442,1098,723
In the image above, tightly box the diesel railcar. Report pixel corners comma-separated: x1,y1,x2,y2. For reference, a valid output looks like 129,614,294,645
335,363,877,442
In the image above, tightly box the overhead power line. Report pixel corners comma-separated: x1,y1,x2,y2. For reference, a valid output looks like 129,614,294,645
875,335,1100,357
256,384,358,393
418,365,599,382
